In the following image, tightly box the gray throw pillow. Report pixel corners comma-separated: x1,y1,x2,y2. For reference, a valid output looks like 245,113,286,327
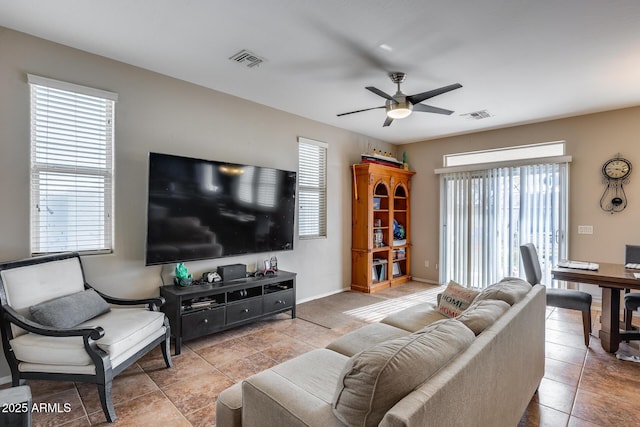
332,318,475,427
29,289,110,329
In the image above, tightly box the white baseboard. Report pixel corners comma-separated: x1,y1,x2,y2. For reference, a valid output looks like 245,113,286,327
296,287,350,304
0,375,12,385
411,276,442,286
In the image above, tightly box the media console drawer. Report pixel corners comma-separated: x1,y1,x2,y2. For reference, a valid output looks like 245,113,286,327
264,289,294,313
181,306,225,340
226,298,263,324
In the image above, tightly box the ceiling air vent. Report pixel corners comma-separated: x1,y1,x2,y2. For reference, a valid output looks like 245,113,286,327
461,110,492,120
229,49,265,68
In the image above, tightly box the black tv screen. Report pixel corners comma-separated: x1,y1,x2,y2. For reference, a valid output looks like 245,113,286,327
145,152,296,266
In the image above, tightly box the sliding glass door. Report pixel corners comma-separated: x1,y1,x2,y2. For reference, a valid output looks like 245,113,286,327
439,162,568,288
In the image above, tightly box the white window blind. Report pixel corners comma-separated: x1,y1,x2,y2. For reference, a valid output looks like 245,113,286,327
29,74,117,255
439,162,568,289
298,137,327,238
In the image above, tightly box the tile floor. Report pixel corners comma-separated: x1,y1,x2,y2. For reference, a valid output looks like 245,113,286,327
6,282,640,426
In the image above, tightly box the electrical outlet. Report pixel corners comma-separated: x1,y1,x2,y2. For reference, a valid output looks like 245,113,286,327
578,225,593,235
424,260,429,268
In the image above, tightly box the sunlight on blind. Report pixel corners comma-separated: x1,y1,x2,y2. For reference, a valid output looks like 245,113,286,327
29,75,116,254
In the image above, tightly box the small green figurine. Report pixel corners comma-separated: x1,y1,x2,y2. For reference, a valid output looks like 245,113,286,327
174,262,193,286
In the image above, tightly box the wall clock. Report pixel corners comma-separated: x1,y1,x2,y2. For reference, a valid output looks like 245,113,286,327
600,155,632,214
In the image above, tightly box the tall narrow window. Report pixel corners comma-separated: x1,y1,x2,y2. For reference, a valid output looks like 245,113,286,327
298,137,327,238
29,75,117,255
438,143,570,289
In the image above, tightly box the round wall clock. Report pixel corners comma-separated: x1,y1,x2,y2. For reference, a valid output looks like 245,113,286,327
602,157,632,180
600,155,632,213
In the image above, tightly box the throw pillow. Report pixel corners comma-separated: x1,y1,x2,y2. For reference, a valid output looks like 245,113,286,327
437,280,480,318
29,289,110,329
332,318,475,427
456,299,511,335
475,277,531,305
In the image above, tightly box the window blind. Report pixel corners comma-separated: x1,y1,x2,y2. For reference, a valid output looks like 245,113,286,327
29,75,116,255
298,137,327,238
439,163,568,289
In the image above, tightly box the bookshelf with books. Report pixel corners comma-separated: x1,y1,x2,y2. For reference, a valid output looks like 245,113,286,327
351,163,415,293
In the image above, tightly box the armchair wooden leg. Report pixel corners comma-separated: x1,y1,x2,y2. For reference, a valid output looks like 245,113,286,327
162,318,173,368
582,309,591,347
97,381,117,423
161,338,173,368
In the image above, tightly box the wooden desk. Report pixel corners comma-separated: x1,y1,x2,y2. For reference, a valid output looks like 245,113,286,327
552,262,640,352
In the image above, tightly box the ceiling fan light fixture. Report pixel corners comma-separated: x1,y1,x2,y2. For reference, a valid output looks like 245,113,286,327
386,99,413,119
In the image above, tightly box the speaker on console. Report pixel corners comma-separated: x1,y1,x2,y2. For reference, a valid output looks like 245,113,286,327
217,264,246,281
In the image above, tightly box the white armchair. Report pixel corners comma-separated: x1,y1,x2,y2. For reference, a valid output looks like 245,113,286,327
0,252,172,422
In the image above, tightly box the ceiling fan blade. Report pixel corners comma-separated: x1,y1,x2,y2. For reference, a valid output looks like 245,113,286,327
337,106,385,117
407,83,462,105
383,116,394,127
412,103,454,115
366,86,396,102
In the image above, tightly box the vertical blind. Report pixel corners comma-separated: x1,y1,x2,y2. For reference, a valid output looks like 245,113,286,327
440,162,568,289
29,75,117,254
298,137,327,238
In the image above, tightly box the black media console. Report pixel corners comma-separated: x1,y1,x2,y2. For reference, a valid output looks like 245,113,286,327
160,270,296,354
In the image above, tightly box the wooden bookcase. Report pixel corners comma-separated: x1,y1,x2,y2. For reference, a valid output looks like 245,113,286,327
351,163,415,293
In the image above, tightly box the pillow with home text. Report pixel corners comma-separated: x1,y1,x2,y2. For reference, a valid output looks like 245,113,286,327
438,280,480,318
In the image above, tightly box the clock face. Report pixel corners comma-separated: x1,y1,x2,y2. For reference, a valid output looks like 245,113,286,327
603,158,631,180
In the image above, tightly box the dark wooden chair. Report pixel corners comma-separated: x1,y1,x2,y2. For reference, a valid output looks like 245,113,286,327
520,243,592,347
0,252,172,422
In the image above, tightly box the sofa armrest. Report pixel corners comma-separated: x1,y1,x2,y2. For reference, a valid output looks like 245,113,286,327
85,285,165,311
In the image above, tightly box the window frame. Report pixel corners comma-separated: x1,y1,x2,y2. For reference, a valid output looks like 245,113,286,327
28,74,117,256
297,137,328,239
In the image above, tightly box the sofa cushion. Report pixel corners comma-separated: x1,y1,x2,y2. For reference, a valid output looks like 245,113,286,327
457,299,511,335
29,289,110,329
326,323,410,357
438,280,480,318
10,308,165,367
476,277,532,305
332,318,475,427
381,303,447,332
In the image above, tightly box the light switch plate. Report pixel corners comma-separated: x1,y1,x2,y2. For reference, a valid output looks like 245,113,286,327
578,225,593,235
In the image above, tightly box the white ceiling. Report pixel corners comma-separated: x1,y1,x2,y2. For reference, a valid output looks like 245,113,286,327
2,0,640,144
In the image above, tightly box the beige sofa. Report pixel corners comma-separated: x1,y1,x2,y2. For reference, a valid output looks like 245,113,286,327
216,278,546,427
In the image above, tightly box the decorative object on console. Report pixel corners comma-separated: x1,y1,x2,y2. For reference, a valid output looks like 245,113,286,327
174,262,193,287
600,154,632,214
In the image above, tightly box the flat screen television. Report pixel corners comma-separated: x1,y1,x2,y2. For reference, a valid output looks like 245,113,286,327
145,152,296,266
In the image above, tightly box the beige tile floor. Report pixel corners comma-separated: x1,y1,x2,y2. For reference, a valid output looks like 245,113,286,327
6,282,640,426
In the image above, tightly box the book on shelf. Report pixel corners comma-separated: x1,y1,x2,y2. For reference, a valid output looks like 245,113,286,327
392,262,402,277
372,263,387,282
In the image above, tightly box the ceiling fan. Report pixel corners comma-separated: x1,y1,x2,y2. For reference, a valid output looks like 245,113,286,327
337,72,462,127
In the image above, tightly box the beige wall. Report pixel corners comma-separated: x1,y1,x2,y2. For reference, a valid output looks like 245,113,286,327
403,106,640,286
0,27,393,379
